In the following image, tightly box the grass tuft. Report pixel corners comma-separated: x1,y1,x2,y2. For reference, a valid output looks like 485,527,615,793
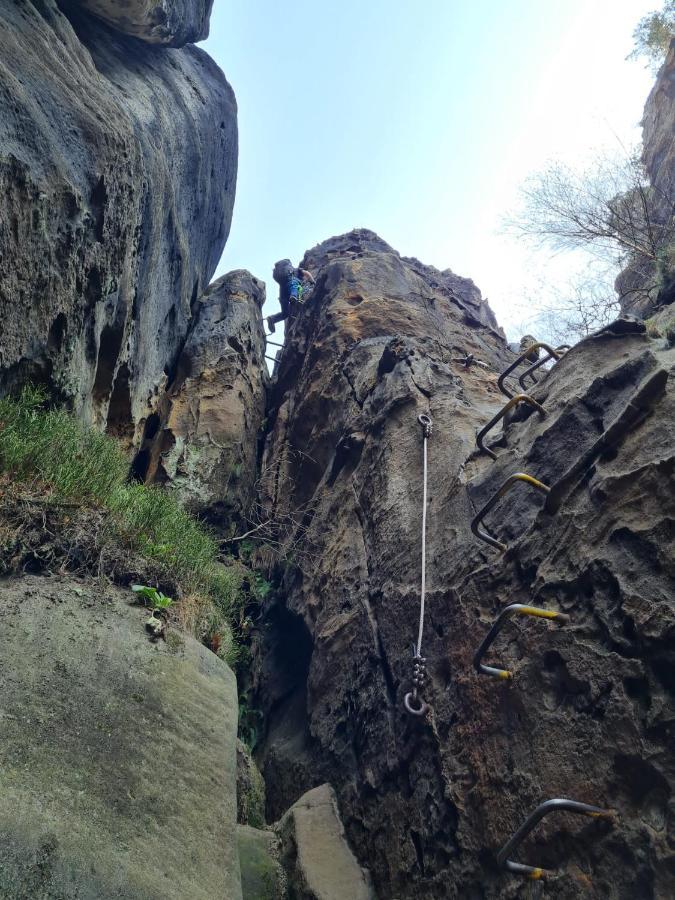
0,386,253,664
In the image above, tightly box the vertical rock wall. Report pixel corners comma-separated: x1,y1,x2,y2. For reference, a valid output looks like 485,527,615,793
254,231,674,898
618,39,675,320
140,270,268,528
0,0,237,440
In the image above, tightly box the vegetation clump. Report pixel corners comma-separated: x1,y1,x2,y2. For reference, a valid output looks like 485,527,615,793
0,386,262,666
629,1,675,71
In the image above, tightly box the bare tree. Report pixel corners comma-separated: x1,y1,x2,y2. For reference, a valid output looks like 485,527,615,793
224,446,319,569
517,269,622,345
510,152,669,262
507,149,675,317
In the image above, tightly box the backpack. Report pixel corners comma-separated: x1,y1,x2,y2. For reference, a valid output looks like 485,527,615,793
273,259,294,283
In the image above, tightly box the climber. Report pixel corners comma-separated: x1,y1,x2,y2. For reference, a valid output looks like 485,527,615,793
266,259,315,334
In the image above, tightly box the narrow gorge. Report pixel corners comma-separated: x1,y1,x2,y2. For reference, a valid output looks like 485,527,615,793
0,3,673,899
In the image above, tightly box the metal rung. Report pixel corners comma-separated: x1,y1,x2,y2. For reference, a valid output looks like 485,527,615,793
471,473,550,552
265,355,277,364
473,603,570,679
476,395,546,460
498,344,562,399
517,345,569,392
266,339,284,347
497,798,615,879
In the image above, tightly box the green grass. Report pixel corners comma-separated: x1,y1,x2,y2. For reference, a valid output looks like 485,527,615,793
0,386,249,654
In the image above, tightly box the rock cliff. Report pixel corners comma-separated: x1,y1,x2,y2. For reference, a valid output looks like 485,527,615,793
67,0,214,46
139,270,268,527
253,230,674,898
0,0,237,440
618,39,675,321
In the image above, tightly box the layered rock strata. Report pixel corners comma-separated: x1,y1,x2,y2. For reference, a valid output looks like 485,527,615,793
254,230,674,898
0,0,236,440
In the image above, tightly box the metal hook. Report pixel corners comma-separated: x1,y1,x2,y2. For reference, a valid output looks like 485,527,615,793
476,395,547,460
498,343,563,399
473,604,570,679
418,413,433,437
471,473,551,552
403,691,429,717
497,798,615,879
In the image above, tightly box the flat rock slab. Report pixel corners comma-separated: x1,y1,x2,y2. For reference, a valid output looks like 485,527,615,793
278,785,374,900
0,574,241,900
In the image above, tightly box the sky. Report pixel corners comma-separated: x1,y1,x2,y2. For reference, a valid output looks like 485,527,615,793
202,1,658,346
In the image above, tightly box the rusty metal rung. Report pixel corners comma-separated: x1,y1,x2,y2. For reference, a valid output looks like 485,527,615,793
497,798,614,879
476,395,546,460
470,473,550,552
498,343,562,399
473,603,570,679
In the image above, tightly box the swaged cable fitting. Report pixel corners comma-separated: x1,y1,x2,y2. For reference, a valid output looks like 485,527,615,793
471,472,550,552
497,798,614,879
473,603,570,679
476,394,547,460
404,413,432,717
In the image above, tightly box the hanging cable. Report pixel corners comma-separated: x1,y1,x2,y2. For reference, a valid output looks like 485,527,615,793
404,413,432,717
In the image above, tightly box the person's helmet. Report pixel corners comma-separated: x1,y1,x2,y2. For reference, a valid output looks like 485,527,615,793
273,259,293,282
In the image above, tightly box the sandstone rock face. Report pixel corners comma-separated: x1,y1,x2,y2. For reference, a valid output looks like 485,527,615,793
70,0,214,46
0,0,237,441
139,271,267,526
254,231,674,898
618,39,675,319
0,573,241,899
277,785,374,900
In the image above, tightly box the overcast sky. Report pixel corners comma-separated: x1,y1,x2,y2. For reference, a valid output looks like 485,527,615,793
202,1,657,344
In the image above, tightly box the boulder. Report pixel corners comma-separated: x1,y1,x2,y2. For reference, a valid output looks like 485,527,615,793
237,825,285,900
276,785,374,900
253,231,675,897
0,573,241,899
138,271,267,527
69,0,214,47
0,0,237,442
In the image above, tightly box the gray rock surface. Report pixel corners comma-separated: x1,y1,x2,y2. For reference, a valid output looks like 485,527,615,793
276,785,374,900
252,231,675,898
618,39,675,319
0,573,241,899
139,271,268,528
69,0,214,46
0,0,237,442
